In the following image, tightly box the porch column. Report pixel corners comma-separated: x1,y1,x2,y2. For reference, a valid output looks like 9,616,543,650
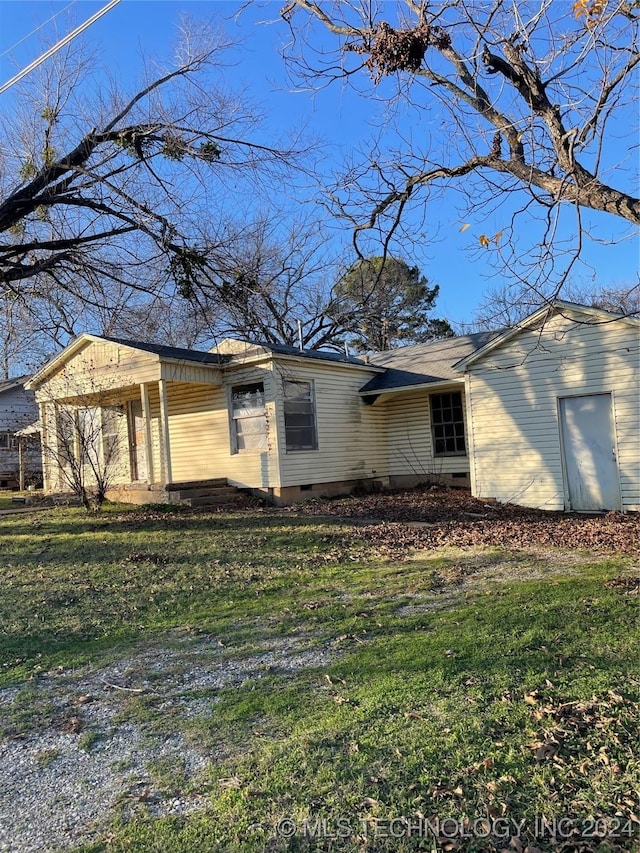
157,378,173,484
139,383,155,484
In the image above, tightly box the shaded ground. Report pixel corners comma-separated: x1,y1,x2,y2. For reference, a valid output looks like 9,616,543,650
290,486,640,557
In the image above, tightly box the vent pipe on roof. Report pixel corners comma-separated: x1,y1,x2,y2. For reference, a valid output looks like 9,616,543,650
297,319,303,351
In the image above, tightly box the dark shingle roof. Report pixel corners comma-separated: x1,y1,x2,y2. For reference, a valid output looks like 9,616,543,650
359,331,501,394
240,339,372,366
104,337,373,369
103,337,231,366
0,375,32,395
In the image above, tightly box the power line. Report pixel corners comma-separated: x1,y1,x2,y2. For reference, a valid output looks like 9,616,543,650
0,0,121,96
0,0,78,60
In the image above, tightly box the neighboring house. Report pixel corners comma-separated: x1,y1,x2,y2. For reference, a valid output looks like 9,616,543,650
25,300,640,512
0,375,42,489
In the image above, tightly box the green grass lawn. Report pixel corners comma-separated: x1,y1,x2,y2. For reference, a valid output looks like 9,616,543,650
0,505,638,852
0,491,32,510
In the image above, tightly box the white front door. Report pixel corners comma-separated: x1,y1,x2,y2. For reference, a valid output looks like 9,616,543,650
559,394,621,511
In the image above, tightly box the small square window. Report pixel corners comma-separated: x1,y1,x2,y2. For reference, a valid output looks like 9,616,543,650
0,432,15,450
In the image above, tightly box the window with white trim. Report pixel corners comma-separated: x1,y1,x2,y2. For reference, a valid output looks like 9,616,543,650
230,383,268,452
430,391,466,456
56,407,76,464
283,380,317,451
0,432,16,450
76,407,97,464
101,406,123,466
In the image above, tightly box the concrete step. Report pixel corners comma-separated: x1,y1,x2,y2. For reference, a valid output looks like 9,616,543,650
165,477,246,508
168,486,239,501
168,477,228,490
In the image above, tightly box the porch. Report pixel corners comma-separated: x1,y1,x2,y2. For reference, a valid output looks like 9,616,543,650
39,377,230,496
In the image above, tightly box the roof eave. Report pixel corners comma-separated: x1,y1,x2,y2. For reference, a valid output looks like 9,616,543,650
454,300,639,372
360,376,464,398
25,334,106,390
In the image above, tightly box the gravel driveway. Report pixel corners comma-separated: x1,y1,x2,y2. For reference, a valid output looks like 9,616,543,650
0,634,333,852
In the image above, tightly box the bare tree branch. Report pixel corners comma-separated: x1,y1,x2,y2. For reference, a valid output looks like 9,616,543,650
279,0,639,296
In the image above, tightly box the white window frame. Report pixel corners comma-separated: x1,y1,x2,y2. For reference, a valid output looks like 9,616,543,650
0,432,17,450
229,382,268,453
283,379,318,452
101,405,123,468
430,391,466,457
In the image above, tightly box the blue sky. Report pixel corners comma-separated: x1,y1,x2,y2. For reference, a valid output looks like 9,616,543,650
0,0,637,326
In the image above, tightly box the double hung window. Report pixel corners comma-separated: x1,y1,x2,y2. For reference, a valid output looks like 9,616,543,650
283,380,317,451
431,391,466,456
231,383,268,451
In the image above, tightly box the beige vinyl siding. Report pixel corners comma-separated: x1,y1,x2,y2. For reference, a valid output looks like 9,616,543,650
223,365,280,488
465,313,639,511
383,384,470,479
157,368,280,488
34,340,161,401
36,399,130,490
274,361,387,487
160,361,222,385
39,402,56,490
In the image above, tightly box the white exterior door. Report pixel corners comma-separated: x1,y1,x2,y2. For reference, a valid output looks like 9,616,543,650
559,394,620,511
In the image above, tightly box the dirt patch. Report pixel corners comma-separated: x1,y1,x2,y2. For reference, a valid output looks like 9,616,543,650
395,547,601,617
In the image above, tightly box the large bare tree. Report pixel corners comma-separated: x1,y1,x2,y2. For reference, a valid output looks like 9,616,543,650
0,18,301,315
279,0,639,297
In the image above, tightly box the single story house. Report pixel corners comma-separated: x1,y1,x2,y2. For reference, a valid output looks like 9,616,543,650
25,300,639,512
0,375,42,489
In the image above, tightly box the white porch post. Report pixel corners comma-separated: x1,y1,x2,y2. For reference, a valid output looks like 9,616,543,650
157,378,173,484
140,382,155,484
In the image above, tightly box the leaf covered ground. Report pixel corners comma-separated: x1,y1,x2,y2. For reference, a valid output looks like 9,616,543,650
292,486,639,558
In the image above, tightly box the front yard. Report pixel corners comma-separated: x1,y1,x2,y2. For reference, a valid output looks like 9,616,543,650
0,491,638,852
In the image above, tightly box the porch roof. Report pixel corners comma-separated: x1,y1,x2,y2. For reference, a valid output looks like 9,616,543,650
26,334,228,394
103,337,232,366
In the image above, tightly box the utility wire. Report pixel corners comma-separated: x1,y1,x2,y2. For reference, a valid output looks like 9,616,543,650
0,0,121,95
0,0,78,59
